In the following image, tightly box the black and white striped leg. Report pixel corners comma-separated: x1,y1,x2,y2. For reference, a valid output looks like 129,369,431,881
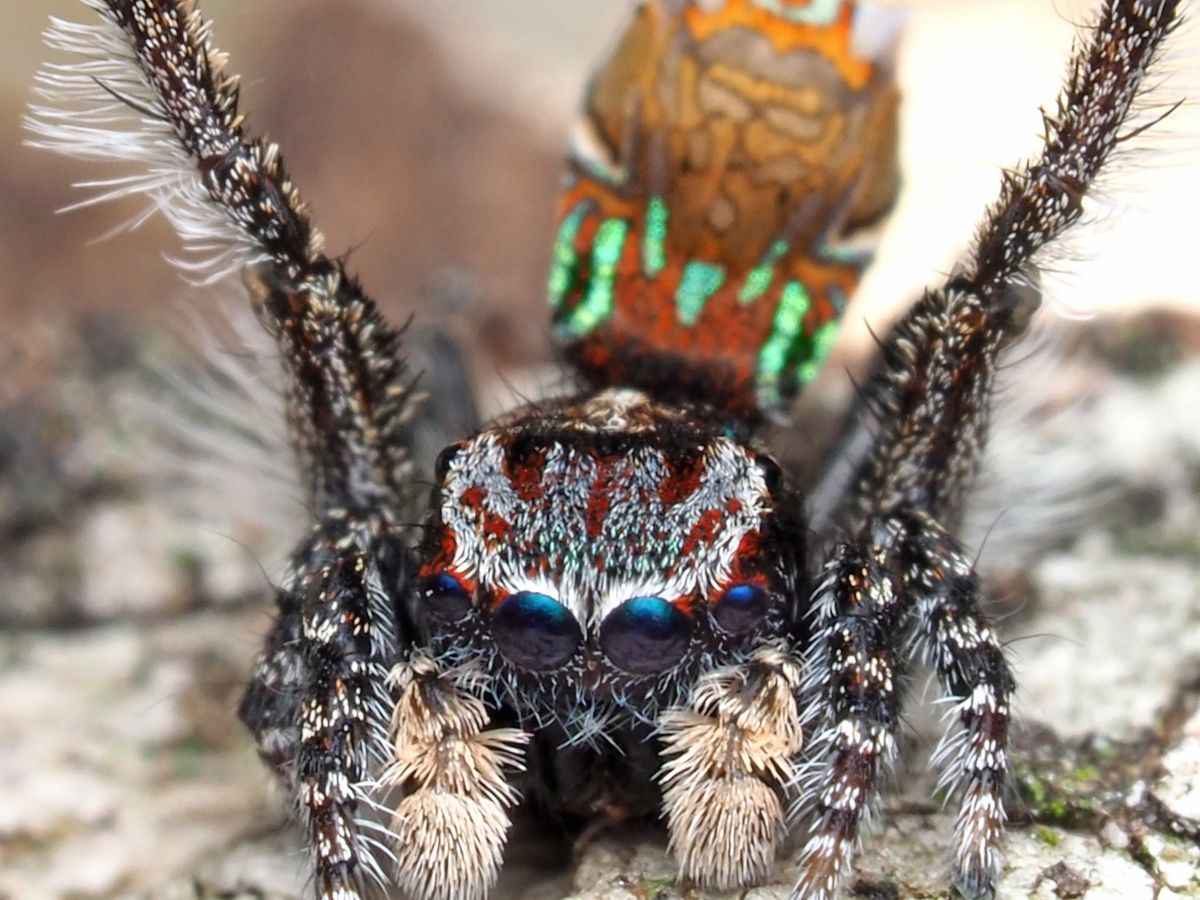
795,514,1012,900
830,0,1184,535
29,1,424,894
295,522,404,898
794,530,906,900
905,514,1013,899
243,513,406,899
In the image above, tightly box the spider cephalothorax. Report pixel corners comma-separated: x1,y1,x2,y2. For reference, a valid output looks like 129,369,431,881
30,0,1188,898
413,387,806,733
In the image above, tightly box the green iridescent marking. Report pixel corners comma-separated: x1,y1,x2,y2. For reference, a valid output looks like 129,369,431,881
642,196,668,278
797,320,841,384
547,203,589,310
756,280,812,392
738,239,790,304
675,261,725,326
566,217,629,335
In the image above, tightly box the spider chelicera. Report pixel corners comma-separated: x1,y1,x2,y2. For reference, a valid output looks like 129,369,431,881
29,0,1184,897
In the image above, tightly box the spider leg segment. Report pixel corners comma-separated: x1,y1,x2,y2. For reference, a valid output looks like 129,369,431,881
273,522,405,898
795,515,1012,900
238,527,403,895
798,1,1183,896
657,643,805,890
240,257,419,898
839,0,1183,531
30,1,427,895
794,529,905,900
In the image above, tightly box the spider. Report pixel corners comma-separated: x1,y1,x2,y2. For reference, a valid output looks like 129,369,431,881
28,0,1185,898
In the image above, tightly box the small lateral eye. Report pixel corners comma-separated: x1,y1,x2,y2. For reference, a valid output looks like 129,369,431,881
493,591,582,671
713,582,769,634
600,596,690,675
420,572,473,623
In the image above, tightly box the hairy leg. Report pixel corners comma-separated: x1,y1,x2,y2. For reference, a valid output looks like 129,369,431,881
824,0,1182,533
796,513,1012,900
28,1,480,895
657,643,804,890
793,527,907,899
381,653,528,900
797,1,1183,896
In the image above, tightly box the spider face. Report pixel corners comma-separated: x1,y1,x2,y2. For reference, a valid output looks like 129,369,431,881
414,388,804,720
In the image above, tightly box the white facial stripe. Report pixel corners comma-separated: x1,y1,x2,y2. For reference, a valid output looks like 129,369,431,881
440,435,595,624
438,432,772,633
593,440,770,624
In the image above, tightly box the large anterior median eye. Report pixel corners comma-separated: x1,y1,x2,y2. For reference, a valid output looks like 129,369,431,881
493,591,582,671
420,572,473,623
600,596,690,675
713,583,770,634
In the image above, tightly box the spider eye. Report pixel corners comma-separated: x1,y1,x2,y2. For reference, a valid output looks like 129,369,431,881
493,591,581,671
420,572,473,623
600,596,690,675
713,583,770,634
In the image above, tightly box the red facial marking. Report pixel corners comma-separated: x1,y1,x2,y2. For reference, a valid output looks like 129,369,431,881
419,528,460,578
503,448,546,502
659,451,705,505
704,531,771,605
481,510,512,548
734,530,762,559
485,584,510,609
586,461,621,539
682,507,724,557
672,594,699,616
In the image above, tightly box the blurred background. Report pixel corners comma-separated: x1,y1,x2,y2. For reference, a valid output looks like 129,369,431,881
2,1,1199,896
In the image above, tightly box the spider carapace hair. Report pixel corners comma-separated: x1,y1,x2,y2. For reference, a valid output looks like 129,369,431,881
29,0,1185,898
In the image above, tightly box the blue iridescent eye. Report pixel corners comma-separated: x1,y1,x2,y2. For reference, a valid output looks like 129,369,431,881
493,591,582,671
420,572,472,623
713,583,769,633
600,596,690,675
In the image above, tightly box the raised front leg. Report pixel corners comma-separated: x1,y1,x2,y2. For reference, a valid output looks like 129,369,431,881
821,0,1183,534
31,1,423,895
797,4,1182,895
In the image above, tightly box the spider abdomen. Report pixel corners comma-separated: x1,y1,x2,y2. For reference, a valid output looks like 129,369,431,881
551,0,903,416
